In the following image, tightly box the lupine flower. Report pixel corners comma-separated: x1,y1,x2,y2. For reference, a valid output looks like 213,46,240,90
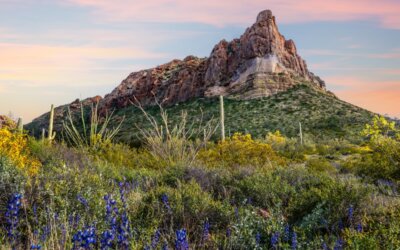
175,229,189,250
291,232,297,250
322,242,328,250
30,244,42,249
77,194,89,208
100,230,114,249
338,219,344,231
255,232,261,247
226,228,231,238
72,230,83,249
334,238,344,250
283,225,290,242
151,229,161,249
348,205,354,223
5,193,22,245
82,225,97,247
356,223,363,233
40,225,50,242
162,242,169,250
73,225,97,249
270,232,279,249
161,194,172,213
118,183,131,248
202,221,210,243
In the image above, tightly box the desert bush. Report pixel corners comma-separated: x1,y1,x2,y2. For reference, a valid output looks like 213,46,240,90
198,133,285,168
0,128,41,175
306,157,337,174
342,116,400,181
133,180,231,248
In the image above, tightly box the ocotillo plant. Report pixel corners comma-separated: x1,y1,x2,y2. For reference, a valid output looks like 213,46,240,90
220,95,225,141
17,118,23,133
48,104,56,141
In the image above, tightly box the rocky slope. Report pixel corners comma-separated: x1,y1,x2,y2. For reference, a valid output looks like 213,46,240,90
28,10,361,140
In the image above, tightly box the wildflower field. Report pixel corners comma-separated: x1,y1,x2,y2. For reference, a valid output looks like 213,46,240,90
0,111,400,249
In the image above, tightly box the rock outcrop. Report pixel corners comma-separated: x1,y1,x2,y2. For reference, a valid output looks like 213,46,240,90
99,9,325,113
29,10,327,130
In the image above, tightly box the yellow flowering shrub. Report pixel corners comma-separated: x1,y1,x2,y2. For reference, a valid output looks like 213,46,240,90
198,133,285,168
265,130,286,148
0,128,41,175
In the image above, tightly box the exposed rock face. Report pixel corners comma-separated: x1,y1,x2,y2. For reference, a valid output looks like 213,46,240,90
29,10,327,129
100,9,325,113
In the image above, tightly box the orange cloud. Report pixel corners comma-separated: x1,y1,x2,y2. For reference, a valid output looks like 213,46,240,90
67,0,400,28
325,76,400,118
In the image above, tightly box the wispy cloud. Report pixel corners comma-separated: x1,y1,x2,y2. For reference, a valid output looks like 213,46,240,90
67,0,400,29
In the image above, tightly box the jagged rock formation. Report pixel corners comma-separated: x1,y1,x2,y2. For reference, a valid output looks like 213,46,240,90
99,9,325,113
28,10,327,132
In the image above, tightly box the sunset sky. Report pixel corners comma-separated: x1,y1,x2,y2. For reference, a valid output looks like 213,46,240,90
0,0,400,122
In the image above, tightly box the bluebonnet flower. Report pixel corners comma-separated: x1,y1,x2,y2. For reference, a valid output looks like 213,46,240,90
5,193,22,245
162,242,169,250
291,232,297,250
322,242,328,250
82,225,97,247
270,232,279,249
283,225,290,242
161,194,172,213
118,182,131,248
356,223,363,233
226,228,231,238
202,221,210,243
175,229,189,250
338,219,344,231
77,194,89,209
100,230,114,249
255,231,261,247
40,225,50,242
30,244,42,249
348,205,354,222
334,238,344,250
73,225,97,249
234,207,239,220
72,230,83,249
151,229,161,249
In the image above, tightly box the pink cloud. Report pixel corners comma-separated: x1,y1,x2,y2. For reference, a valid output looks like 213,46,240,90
67,0,400,29
325,76,400,117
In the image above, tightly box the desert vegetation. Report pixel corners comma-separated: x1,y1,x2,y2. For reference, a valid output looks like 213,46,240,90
0,103,399,249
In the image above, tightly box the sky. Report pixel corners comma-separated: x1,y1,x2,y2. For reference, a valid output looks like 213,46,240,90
0,0,399,122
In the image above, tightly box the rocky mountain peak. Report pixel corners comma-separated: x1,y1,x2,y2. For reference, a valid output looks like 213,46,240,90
30,10,327,127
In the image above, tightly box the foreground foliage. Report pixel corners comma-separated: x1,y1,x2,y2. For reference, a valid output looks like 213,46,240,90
0,115,399,249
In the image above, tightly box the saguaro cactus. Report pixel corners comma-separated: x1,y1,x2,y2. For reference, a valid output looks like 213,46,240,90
47,104,56,141
299,122,303,146
220,95,225,141
17,118,23,133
